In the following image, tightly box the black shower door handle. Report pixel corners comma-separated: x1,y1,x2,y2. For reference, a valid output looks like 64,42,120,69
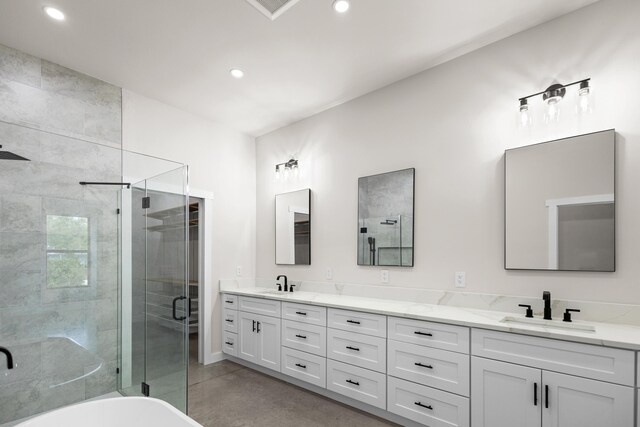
172,296,188,321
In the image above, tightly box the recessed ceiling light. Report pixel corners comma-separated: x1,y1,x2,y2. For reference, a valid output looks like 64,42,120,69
43,6,65,21
230,69,244,79
332,0,350,13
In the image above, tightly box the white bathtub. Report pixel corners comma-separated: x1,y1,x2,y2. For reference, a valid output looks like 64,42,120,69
16,397,202,427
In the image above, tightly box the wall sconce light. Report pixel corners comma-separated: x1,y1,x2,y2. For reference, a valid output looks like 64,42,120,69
275,158,299,181
518,78,592,126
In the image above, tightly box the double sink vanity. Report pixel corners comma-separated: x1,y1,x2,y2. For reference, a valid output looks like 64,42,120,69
221,285,640,427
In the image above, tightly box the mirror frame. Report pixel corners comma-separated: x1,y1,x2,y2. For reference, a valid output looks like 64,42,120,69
275,188,311,266
504,129,616,272
357,168,416,267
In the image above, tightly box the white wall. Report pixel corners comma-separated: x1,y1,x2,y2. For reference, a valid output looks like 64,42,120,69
122,90,256,355
255,0,640,305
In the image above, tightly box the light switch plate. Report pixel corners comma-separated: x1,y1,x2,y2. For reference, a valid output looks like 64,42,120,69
455,271,466,288
381,270,390,284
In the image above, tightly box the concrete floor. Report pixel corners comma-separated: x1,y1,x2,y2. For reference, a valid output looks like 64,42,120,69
187,337,398,427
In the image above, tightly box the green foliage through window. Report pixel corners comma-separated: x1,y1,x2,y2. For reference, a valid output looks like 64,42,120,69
46,215,89,288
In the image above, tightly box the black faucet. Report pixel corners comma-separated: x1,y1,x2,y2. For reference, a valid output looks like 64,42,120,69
276,275,288,292
543,291,552,320
0,347,14,370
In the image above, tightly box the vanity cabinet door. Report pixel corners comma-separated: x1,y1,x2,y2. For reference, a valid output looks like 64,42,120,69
238,313,259,364
471,357,541,427
255,314,281,371
542,371,634,427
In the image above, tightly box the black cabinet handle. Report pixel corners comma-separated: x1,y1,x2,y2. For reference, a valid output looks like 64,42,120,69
415,362,433,369
225,319,233,323
225,341,233,346
257,321,261,333
295,311,307,316
295,334,307,339
346,379,360,386
545,385,549,409
534,382,538,406
414,402,433,410
225,300,233,304
252,320,256,332
346,346,360,351
414,331,433,337
346,320,361,325
295,363,307,369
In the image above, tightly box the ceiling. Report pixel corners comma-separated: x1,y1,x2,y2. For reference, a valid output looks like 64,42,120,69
0,0,598,136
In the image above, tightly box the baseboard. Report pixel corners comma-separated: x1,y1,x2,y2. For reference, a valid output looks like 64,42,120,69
226,356,422,427
204,351,226,365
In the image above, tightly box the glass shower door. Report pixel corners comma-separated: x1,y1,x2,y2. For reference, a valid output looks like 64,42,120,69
130,166,189,412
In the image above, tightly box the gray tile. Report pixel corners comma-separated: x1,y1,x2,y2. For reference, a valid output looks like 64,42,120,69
0,379,42,424
84,295,117,332
38,130,99,169
42,337,99,376
0,302,84,346
0,342,41,387
84,360,117,399
84,102,122,145
0,44,41,89
41,60,121,107
0,232,44,271
39,366,86,413
0,120,43,162
0,79,85,135
0,269,42,308
0,194,42,233
40,284,94,305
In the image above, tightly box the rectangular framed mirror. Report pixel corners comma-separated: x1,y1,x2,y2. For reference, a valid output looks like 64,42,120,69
505,129,615,271
275,188,311,265
358,168,415,267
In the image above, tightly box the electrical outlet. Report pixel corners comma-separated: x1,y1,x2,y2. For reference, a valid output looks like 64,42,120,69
326,268,333,281
381,270,390,284
236,265,242,277
455,271,466,288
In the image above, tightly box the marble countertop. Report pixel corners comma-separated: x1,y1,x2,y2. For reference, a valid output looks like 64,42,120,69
221,287,640,351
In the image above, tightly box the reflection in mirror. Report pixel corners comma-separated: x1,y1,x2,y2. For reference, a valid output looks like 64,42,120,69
275,189,311,265
505,129,615,271
358,168,415,267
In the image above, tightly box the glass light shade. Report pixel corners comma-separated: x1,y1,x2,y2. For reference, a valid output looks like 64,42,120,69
577,86,594,116
544,102,561,124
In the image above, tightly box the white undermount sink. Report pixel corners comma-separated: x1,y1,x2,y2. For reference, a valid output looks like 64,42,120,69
255,289,285,295
500,316,596,333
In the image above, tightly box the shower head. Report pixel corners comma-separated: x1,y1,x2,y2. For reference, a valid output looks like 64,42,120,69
0,145,30,161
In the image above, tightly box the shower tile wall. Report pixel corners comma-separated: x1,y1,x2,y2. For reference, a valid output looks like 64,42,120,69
0,44,121,424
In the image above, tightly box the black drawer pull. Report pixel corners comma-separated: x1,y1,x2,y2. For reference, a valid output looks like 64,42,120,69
257,321,261,333
415,362,433,369
295,311,307,316
295,334,307,339
295,363,307,369
225,341,233,346
415,402,433,410
252,320,256,332
414,331,433,336
225,319,233,323
346,346,360,351
545,385,549,409
346,379,360,386
534,382,538,406
225,300,234,304
346,320,361,324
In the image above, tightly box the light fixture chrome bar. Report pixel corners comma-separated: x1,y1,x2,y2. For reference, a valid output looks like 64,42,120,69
519,78,590,102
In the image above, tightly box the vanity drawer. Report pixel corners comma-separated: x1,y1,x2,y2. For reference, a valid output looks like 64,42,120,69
388,340,470,396
222,332,238,357
327,328,386,373
388,317,469,354
221,294,238,310
238,296,281,318
327,308,386,338
282,320,327,357
282,302,326,326
327,359,386,410
472,329,635,386
281,347,326,388
387,376,470,427
223,308,238,333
